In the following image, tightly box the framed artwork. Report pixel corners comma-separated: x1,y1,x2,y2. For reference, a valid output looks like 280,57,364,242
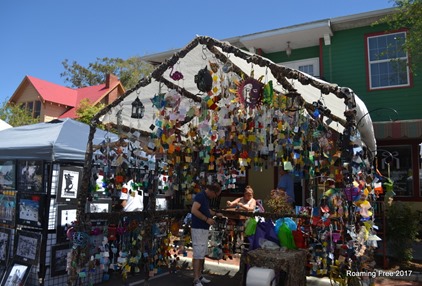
16,160,43,192
152,221,167,237
87,200,111,213
14,230,42,265
0,261,31,286
0,228,12,268
0,161,16,190
50,243,70,277
0,191,17,227
57,166,82,204
56,205,77,243
91,219,108,227
155,197,167,211
17,193,45,229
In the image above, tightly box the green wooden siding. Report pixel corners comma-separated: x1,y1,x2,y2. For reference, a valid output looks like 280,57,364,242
263,24,421,122
321,25,421,121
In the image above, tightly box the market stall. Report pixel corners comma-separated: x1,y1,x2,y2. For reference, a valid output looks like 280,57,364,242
70,36,381,285
0,118,118,286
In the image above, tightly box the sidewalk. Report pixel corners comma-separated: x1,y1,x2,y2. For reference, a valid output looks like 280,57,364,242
97,245,422,286
98,259,421,286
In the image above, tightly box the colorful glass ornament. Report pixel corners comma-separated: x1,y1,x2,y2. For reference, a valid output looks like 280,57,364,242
169,66,184,81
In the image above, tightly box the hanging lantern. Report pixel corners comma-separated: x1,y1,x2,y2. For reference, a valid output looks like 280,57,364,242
131,96,145,119
285,92,301,111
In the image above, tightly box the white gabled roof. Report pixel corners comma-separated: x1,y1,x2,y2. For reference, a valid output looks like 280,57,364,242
97,36,376,153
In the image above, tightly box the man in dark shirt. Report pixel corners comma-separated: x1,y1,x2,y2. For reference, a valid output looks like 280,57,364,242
190,184,223,286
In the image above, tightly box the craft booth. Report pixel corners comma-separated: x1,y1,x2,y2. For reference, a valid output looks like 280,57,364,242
0,118,119,286
60,36,384,286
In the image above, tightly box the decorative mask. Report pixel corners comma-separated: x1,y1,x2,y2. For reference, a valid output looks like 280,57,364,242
237,77,264,109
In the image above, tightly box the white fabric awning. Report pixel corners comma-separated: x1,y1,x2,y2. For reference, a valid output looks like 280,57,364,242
98,36,376,153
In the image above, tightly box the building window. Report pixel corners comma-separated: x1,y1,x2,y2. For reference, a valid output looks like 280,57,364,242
280,58,320,78
34,101,41,118
27,101,34,114
367,31,409,89
23,100,41,118
377,145,413,197
298,64,314,76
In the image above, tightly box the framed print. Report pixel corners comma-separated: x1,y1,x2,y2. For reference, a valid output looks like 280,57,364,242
0,228,12,267
0,261,31,286
14,230,42,265
152,221,167,237
17,160,43,192
0,161,16,190
56,205,77,243
50,243,70,277
0,191,17,227
17,193,45,229
57,166,82,204
87,200,111,213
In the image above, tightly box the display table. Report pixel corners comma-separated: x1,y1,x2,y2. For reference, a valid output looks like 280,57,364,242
240,248,307,286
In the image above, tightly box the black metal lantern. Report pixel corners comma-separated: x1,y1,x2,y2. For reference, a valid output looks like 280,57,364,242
285,92,301,111
131,96,145,119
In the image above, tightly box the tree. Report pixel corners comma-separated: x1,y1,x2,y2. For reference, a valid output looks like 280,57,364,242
377,0,422,72
61,56,154,89
0,100,40,127
75,98,105,126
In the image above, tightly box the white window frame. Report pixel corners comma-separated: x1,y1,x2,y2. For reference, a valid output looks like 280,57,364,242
367,31,410,90
279,58,320,78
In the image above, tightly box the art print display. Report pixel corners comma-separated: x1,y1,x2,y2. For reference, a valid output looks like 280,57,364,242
50,243,70,277
0,262,31,286
56,205,77,243
17,193,45,229
0,192,16,227
14,230,41,265
17,160,43,192
87,200,111,213
0,161,16,190
0,228,11,267
57,166,82,204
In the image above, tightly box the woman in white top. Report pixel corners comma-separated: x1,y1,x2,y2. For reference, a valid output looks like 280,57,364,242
226,185,256,247
227,185,256,211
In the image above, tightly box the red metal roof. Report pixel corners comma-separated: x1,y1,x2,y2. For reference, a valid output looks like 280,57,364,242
76,83,108,104
58,107,77,119
27,76,78,106
24,75,122,119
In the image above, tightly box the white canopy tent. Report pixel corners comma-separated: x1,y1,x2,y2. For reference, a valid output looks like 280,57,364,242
97,36,376,153
0,119,12,131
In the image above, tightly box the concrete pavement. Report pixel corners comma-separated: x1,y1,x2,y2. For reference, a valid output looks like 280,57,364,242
97,243,422,286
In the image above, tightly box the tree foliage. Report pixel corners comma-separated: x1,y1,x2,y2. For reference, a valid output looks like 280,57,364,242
0,100,40,127
378,0,422,71
61,56,154,90
75,98,105,127
385,201,419,264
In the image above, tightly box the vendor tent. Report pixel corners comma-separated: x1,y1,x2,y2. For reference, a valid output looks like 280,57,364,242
0,119,12,131
98,36,376,153
0,118,118,161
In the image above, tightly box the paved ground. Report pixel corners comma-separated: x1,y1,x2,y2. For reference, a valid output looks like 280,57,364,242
97,242,422,285
98,256,422,286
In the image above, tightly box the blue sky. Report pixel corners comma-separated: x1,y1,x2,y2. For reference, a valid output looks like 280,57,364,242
0,0,393,104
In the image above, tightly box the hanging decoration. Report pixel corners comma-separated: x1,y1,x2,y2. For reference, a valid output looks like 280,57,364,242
233,77,264,109
194,66,213,93
68,36,384,286
169,65,184,81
